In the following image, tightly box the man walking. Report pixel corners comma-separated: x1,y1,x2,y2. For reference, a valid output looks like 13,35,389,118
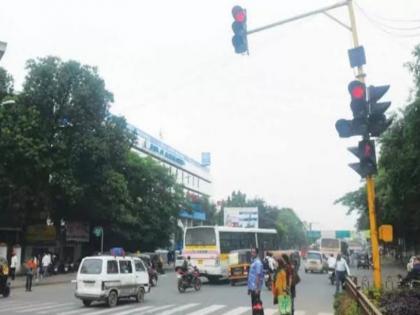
10,251,17,280
25,257,37,292
248,247,264,315
335,254,350,294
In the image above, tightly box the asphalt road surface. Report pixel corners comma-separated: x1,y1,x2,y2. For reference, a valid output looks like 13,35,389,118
0,268,335,315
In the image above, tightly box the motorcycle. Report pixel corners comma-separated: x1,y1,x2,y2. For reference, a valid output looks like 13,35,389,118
177,267,201,293
328,268,335,285
357,256,370,269
397,274,420,289
264,269,273,290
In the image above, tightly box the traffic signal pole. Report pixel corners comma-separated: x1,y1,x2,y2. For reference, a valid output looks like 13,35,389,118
241,0,383,288
347,0,382,289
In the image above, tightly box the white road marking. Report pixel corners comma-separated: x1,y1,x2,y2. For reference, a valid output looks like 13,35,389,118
0,302,55,313
140,305,175,314
221,306,250,315
111,305,154,315
82,304,135,315
295,311,307,315
17,303,75,313
38,305,81,314
185,304,225,315
264,309,279,315
158,303,199,315
58,307,100,315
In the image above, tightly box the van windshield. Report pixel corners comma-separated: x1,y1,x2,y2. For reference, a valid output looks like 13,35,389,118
307,252,321,260
80,259,102,274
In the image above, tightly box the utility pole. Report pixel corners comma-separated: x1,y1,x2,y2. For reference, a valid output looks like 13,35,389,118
230,0,383,288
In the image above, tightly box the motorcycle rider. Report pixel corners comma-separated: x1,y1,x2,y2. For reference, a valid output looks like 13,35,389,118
401,256,420,285
182,256,195,283
327,254,336,283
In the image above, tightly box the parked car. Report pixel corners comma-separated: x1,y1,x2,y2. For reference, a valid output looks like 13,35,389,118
304,251,324,273
75,255,149,307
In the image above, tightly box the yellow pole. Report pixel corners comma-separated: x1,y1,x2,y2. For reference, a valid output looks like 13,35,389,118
367,177,382,288
347,0,382,289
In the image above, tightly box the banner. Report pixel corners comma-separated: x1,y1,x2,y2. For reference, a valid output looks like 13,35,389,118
224,207,258,228
26,225,56,242
66,222,90,242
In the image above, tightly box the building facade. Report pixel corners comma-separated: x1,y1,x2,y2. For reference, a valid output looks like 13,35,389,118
129,125,212,228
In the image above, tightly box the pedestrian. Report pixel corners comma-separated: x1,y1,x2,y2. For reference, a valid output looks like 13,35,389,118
248,247,264,315
25,257,37,292
10,251,17,281
42,252,51,278
272,256,292,315
283,254,300,315
334,254,350,294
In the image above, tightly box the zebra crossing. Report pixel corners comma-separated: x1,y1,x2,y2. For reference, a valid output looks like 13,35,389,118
0,300,334,315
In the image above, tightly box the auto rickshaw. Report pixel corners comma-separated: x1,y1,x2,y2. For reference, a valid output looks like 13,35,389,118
0,256,11,297
228,249,252,286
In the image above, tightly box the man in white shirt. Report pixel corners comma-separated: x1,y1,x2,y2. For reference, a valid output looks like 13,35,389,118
335,254,351,294
10,252,18,280
327,254,336,270
42,253,51,277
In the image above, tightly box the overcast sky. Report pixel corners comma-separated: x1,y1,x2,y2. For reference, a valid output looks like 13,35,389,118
1,0,419,230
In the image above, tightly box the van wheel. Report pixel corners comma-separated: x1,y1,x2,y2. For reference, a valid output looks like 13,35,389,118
82,300,92,307
107,291,118,307
136,288,145,303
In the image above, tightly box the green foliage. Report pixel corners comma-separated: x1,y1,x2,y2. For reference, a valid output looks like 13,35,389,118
0,67,14,100
337,44,420,248
334,187,369,230
0,57,187,251
223,191,307,249
333,293,362,315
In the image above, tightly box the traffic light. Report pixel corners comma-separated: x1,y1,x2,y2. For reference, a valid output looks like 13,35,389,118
335,80,368,138
348,139,377,178
349,80,368,119
231,6,248,54
368,85,392,137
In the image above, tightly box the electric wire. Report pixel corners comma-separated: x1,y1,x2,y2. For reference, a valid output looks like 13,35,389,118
354,1,420,38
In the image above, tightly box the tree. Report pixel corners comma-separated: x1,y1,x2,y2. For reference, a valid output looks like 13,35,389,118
0,67,13,101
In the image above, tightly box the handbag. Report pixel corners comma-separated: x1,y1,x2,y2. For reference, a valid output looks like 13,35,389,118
278,294,292,315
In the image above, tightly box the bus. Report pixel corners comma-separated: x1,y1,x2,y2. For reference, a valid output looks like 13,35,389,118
183,226,279,281
319,238,341,257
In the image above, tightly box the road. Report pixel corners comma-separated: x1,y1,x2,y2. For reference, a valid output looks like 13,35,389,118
0,268,335,315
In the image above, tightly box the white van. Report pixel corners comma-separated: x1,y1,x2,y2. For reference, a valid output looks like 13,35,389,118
75,255,149,307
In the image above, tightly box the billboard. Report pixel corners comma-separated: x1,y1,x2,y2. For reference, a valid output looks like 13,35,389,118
224,207,258,228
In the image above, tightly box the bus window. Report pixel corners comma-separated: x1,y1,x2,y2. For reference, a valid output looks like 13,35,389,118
185,227,216,246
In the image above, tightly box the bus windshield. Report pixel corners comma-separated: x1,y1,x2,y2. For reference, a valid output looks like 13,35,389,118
185,227,216,246
321,238,340,249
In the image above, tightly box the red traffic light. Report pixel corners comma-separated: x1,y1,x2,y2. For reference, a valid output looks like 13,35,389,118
348,80,366,100
363,142,373,157
232,5,246,22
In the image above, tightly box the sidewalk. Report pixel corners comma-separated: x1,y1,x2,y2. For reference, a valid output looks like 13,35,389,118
10,272,76,289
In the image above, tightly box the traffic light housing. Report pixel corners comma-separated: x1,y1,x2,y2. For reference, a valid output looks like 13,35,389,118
348,139,377,178
335,80,368,138
231,6,248,54
368,85,392,137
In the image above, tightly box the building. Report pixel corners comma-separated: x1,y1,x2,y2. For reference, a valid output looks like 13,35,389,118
129,125,212,228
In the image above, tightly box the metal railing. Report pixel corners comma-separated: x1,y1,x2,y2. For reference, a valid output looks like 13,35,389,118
345,276,383,315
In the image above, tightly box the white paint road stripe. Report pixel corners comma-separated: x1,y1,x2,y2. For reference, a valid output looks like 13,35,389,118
295,311,307,315
82,304,135,315
17,303,75,313
0,302,55,313
185,304,225,315
264,308,279,315
157,303,199,315
111,305,154,315
38,305,80,314
221,306,250,315
140,305,175,314
57,307,98,315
